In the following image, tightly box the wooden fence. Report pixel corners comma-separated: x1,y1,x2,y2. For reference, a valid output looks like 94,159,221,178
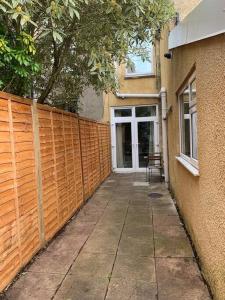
0,92,111,291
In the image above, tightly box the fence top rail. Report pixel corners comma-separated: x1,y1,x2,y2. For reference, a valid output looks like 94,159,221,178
36,102,78,118
0,91,32,105
79,115,109,125
0,91,109,125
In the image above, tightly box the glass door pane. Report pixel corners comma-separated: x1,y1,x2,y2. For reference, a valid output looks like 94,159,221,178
138,121,154,168
116,123,133,168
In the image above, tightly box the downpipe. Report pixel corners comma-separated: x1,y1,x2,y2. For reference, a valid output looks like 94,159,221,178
161,87,169,187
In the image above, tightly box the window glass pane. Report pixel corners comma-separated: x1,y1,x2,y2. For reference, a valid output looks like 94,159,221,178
138,121,154,167
135,106,156,117
184,118,191,156
190,79,196,103
115,109,132,117
180,77,198,162
126,42,153,75
116,123,132,168
182,86,190,113
181,99,191,157
192,111,198,160
127,54,152,74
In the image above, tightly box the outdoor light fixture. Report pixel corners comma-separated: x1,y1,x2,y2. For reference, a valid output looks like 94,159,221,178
164,52,173,59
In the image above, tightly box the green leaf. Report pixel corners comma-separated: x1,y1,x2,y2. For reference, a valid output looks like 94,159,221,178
52,30,63,43
74,9,80,19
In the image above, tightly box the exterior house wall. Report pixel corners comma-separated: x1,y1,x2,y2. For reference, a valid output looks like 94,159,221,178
163,34,225,300
173,0,202,20
79,86,103,121
102,0,201,123
102,45,160,123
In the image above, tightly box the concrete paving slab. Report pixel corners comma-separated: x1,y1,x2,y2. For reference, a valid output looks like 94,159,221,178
12,271,64,290
125,214,152,226
94,222,123,233
128,206,152,214
118,237,154,257
106,278,157,300
150,198,174,206
154,226,193,258
82,233,120,254
74,211,102,223
27,251,76,274
153,215,182,227
123,224,153,237
5,288,55,300
129,199,151,207
54,276,108,300
62,222,95,236
156,258,211,300
5,272,64,300
46,234,86,254
112,255,156,282
152,203,178,215
69,253,114,278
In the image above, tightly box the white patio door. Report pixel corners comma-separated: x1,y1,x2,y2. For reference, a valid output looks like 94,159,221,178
111,106,159,172
135,119,159,171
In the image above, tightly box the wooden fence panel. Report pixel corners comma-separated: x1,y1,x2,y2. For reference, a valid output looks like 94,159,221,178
71,117,83,208
79,119,90,199
0,92,111,291
11,101,40,266
89,122,101,194
0,97,21,291
51,111,68,227
37,108,58,241
98,123,111,181
79,119,103,200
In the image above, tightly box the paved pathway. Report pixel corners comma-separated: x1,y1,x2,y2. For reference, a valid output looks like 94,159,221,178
3,174,211,300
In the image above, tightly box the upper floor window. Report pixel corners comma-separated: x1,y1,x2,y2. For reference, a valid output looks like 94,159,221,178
179,74,198,168
126,41,153,77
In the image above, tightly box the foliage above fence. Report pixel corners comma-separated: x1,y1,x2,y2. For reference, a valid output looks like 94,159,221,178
0,0,174,107
0,91,111,292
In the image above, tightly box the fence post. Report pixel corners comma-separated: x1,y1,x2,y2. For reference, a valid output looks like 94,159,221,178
8,97,22,267
78,117,86,202
97,124,103,183
32,101,45,246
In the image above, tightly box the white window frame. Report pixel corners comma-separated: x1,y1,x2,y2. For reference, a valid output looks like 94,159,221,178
125,42,154,78
178,72,198,170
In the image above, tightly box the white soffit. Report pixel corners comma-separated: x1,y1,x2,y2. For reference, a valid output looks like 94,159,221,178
169,0,225,50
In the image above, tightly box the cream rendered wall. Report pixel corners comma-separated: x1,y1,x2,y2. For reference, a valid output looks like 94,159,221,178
79,86,103,121
161,25,225,300
102,42,160,123
102,0,202,123
173,0,202,20
159,1,225,298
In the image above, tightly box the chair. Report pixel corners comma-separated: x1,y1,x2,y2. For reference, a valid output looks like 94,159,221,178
145,152,163,182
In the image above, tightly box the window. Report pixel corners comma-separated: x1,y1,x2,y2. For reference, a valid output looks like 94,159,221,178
135,106,156,117
179,75,198,168
114,109,132,117
126,41,153,77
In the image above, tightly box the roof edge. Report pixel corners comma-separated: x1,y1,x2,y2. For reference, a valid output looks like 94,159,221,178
169,0,225,50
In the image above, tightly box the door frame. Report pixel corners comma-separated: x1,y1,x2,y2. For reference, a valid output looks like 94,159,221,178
111,105,160,172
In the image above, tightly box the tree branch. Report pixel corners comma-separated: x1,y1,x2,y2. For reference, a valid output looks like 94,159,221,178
37,30,74,104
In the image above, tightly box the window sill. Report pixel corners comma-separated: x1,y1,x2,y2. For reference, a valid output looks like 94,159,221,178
176,156,200,177
125,73,156,79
